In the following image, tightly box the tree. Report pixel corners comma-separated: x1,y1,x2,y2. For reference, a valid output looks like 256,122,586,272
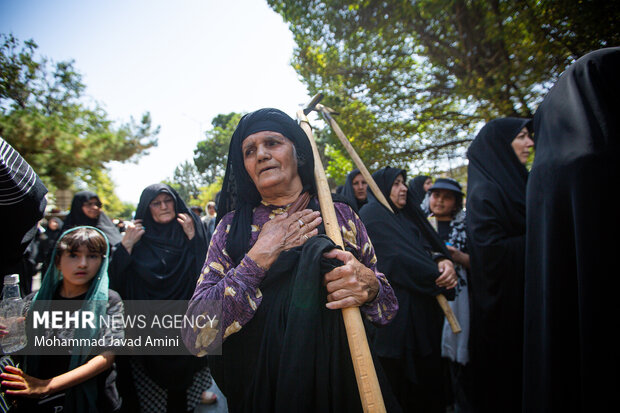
0,34,159,191
267,0,618,175
193,112,243,185
165,160,208,204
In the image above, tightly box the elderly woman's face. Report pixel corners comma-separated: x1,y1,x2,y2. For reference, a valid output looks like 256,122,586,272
242,131,299,195
149,193,176,224
390,174,408,209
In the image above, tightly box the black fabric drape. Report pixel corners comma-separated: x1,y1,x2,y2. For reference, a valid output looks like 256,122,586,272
340,169,367,213
359,167,452,377
523,47,620,413
209,234,400,413
63,191,121,246
465,117,530,413
407,175,430,206
1,138,48,273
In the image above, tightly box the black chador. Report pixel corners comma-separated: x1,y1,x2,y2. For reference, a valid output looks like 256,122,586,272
359,166,453,412
523,47,620,413
466,117,531,413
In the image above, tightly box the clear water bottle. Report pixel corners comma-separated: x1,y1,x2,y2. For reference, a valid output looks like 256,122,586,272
0,274,27,354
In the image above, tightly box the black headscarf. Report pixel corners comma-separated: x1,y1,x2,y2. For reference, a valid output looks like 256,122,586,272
340,169,367,213
523,47,620,412
110,183,207,301
359,167,453,382
407,175,430,206
216,108,316,265
465,117,531,412
63,191,121,246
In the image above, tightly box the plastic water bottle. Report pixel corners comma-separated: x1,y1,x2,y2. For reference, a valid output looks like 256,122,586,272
0,274,27,353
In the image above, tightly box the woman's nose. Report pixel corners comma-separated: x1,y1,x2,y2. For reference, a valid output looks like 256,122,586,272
256,144,271,160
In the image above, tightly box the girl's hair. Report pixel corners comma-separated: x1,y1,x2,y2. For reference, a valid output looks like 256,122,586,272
54,227,107,265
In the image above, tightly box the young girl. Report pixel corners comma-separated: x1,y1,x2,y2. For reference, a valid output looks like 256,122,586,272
1,226,123,412
424,178,472,413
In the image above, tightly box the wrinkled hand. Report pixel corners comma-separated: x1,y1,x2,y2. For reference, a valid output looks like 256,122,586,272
322,249,379,310
0,365,51,398
435,259,458,289
177,213,196,240
248,209,322,270
121,219,145,254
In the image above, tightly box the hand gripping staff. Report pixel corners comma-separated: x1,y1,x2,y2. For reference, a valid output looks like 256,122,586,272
296,107,387,413
304,93,462,334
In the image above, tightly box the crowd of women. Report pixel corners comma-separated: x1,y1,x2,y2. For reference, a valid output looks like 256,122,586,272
1,47,617,412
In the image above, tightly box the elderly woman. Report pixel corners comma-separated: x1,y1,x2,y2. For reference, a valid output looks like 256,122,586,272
359,167,456,413
63,191,121,246
182,108,398,413
108,183,212,412
466,118,533,413
340,168,368,212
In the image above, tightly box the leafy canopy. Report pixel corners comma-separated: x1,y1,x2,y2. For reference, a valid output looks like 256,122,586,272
0,33,159,193
267,0,618,183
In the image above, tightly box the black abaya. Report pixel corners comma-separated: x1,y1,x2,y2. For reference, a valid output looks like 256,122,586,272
523,47,620,412
108,183,209,412
360,167,453,412
465,117,531,413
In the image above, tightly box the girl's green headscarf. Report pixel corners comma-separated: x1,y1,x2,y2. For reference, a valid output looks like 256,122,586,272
26,225,111,412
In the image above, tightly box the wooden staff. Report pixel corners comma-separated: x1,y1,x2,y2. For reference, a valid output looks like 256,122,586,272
315,103,462,334
297,109,386,413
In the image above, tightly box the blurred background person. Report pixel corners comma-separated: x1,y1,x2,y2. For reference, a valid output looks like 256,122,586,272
340,168,368,213
408,175,433,207
63,191,122,246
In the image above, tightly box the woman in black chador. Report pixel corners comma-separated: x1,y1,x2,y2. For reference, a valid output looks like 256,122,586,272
340,168,368,212
523,47,620,412
63,191,121,246
408,175,432,206
359,167,457,412
108,183,212,412
465,118,533,412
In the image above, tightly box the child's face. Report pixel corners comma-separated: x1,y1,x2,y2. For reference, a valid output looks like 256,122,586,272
430,189,456,218
57,245,102,293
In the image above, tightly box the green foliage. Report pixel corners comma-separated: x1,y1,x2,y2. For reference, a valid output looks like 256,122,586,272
193,112,243,185
166,160,208,205
195,178,223,209
267,0,617,173
0,34,159,190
